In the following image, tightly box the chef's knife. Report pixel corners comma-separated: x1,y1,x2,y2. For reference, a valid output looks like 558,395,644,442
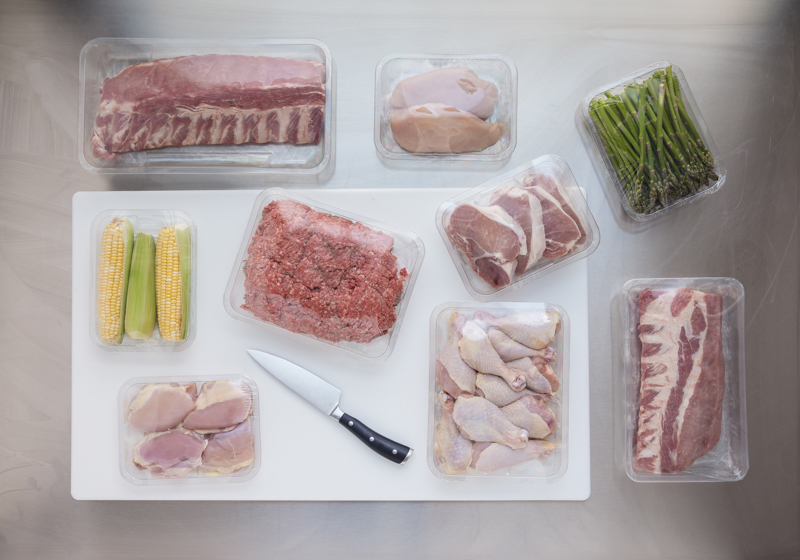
247,349,412,465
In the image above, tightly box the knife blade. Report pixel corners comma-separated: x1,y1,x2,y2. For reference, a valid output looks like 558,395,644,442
247,349,412,465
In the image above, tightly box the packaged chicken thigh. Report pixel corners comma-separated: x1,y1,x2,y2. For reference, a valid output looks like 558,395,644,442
374,53,517,162
119,375,261,484
428,302,569,483
436,155,600,300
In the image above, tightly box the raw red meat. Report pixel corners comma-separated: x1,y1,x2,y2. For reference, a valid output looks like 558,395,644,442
636,288,725,473
445,203,526,288
91,55,325,160
490,185,545,275
523,173,587,247
242,200,408,344
523,183,581,259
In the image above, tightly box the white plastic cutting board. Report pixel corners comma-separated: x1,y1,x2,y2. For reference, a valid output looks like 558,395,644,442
71,188,590,501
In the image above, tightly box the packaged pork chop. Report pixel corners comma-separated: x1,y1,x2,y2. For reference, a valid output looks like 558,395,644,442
436,155,600,301
621,277,748,482
224,189,424,363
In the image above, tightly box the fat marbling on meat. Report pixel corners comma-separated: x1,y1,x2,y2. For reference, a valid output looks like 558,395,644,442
490,185,546,275
445,202,526,288
91,55,326,160
523,173,587,248
636,288,725,474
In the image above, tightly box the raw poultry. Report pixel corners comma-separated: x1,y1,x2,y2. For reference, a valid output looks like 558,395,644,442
128,380,256,478
433,309,561,475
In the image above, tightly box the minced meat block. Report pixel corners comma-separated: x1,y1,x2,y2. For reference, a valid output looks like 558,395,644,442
242,200,409,343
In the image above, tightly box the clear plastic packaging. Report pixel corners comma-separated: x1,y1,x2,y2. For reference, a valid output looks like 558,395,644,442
436,155,599,301
622,278,748,482
90,209,197,351
119,375,261,484
374,53,517,162
582,61,726,221
224,188,425,363
428,302,569,483
79,38,334,177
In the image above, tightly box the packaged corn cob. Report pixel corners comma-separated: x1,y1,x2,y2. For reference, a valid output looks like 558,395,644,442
92,210,196,351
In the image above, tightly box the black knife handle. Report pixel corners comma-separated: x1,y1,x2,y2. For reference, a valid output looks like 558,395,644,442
338,412,412,465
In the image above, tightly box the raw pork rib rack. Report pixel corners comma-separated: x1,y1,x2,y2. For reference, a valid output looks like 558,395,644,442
636,288,725,474
91,54,326,160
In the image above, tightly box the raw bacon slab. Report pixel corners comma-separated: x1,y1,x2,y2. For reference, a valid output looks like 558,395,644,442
91,55,326,160
636,288,725,474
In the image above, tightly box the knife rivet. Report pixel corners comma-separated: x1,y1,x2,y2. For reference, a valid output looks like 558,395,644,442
348,421,353,427
369,437,374,442
392,449,397,455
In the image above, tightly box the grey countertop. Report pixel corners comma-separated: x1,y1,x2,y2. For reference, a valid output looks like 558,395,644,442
0,0,798,558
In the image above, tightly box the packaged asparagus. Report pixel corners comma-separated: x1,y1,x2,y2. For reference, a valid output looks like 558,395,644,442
582,61,725,221
91,210,197,351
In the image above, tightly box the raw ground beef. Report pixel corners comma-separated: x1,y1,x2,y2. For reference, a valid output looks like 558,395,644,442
242,200,409,343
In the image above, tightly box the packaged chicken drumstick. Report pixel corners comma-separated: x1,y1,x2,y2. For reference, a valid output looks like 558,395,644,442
428,302,570,483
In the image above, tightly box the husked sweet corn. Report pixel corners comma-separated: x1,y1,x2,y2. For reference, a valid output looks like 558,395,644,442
155,224,191,341
124,233,157,340
97,218,133,344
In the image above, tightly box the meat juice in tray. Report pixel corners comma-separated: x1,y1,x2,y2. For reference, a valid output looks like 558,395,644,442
428,302,569,483
374,53,517,162
224,188,425,363
79,38,334,177
622,278,748,482
436,155,600,301
119,375,261,484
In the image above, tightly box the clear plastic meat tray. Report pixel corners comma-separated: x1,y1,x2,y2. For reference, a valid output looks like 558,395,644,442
436,155,599,301
79,38,335,177
119,375,261,485
224,188,425,363
621,278,748,482
90,209,197,352
428,302,569,483
374,53,517,162
582,61,726,221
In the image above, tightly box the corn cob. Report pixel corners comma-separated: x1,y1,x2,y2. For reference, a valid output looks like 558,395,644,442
97,218,134,344
155,224,191,341
124,233,157,340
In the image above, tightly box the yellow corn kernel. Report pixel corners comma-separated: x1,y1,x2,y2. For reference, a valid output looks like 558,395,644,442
155,225,190,341
97,218,133,344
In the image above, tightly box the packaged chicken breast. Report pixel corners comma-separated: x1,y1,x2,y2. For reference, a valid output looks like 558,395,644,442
428,302,570,483
91,209,197,351
621,278,748,482
436,155,600,301
374,53,517,162
119,375,261,484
